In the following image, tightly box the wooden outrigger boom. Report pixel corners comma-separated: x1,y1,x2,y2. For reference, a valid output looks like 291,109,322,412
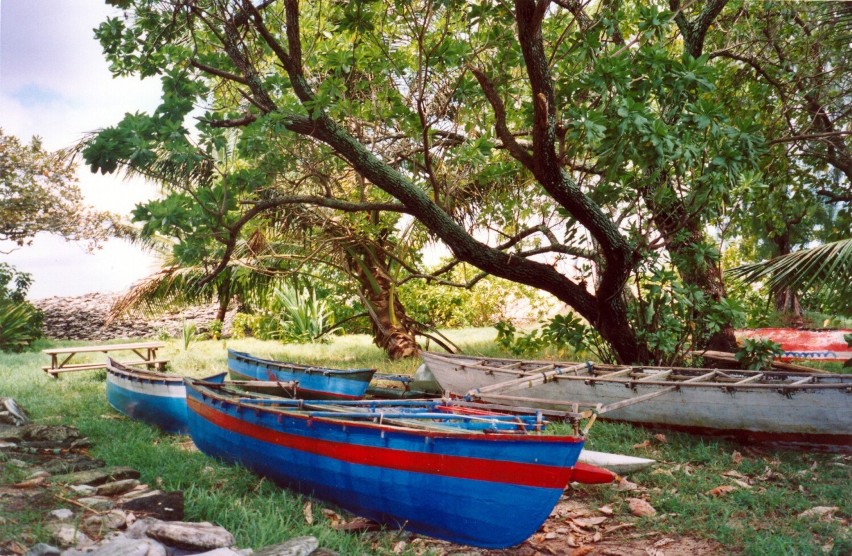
422,352,852,451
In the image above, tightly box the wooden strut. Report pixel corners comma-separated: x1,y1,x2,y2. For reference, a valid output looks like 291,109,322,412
470,369,728,417
455,361,847,391
466,363,588,397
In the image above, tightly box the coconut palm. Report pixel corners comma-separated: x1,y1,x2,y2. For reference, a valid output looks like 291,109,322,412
727,239,852,315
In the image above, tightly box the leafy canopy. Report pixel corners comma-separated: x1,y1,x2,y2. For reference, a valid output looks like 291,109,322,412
0,128,120,250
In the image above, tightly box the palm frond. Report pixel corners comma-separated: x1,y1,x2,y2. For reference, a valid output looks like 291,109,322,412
106,265,217,324
727,239,852,311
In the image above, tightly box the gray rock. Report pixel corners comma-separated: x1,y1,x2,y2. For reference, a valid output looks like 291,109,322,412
69,438,91,450
24,543,60,556
65,535,167,556
22,424,80,443
8,458,29,468
2,398,29,425
124,518,154,539
119,486,156,500
49,509,75,521
75,496,114,511
194,549,247,556
83,509,128,532
254,536,319,556
145,521,235,550
34,293,234,341
0,424,23,441
53,466,140,487
48,523,93,548
44,456,105,475
69,485,97,496
97,479,140,496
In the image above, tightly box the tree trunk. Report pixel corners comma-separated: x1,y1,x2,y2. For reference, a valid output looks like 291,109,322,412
771,236,803,324
648,204,739,353
215,273,231,322
346,246,420,360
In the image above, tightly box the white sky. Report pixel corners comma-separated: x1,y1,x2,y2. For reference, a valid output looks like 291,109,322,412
1,0,163,299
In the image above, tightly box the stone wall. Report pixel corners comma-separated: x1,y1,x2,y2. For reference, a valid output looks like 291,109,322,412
33,293,234,341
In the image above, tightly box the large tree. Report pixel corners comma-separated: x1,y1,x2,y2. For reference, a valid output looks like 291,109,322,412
85,0,767,363
705,1,851,318
1,128,119,250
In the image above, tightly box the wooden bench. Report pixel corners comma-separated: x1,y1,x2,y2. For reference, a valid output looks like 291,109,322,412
42,342,168,377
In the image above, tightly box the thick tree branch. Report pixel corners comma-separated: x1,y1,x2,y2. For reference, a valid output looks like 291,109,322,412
205,113,258,128
469,67,535,169
190,59,249,85
670,0,729,58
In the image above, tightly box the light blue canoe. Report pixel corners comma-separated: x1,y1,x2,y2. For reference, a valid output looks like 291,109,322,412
227,349,376,400
105,358,226,434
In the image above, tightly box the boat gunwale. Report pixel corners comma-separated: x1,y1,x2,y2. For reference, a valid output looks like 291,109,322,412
106,358,183,384
229,349,376,378
185,379,585,443
423,353,851,392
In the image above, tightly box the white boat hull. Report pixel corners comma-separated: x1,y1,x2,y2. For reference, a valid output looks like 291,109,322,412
423,353,852,451
578,450,655,474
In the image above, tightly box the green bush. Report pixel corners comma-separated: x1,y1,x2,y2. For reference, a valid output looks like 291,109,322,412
398,272,547,329
237,284,339,343
0,263,42,352
181,319,197,351
629,266,746,365
494,313,616,362
207,319,223,340
735,338,784,370
0,300,43,352
231,312,260,339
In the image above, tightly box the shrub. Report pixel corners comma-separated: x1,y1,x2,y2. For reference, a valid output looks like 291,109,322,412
207,319,223,340
240,284,339,343
0,263,42,352
398,272,548,329
181,320,197,351
0,300,43,352
231,313,259,339
735,338,784,370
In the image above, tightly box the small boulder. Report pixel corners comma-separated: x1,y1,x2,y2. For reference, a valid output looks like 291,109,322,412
69,485,98,496
83,509,129,532
1,398,29,426
145,520,235,550
254,536,319,556
52,466,140,487
97,479,140,496
71,535,167,556
48,508,74,521
23,543,60,556
76,496,115,512
47,523,92,548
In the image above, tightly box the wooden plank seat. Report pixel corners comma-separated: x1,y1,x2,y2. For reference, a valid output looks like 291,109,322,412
42,342,167,377
42,359,171,375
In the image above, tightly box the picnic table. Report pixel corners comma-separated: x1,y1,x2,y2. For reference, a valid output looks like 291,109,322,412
42,342,168,377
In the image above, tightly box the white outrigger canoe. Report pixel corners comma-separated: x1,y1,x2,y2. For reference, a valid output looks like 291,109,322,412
421,352,852,451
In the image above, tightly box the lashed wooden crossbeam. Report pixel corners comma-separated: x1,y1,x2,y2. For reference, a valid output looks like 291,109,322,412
467,363,588,396
637,370,673,382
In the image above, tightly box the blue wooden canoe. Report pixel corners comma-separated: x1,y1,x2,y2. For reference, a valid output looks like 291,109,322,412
183,379,585,548
105,358,226,434
227,349,376,400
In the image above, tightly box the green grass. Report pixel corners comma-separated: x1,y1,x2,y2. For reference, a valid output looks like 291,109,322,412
1,330,850,555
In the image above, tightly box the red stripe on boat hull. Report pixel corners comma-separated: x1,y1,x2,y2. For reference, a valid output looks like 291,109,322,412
187,397,578,488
